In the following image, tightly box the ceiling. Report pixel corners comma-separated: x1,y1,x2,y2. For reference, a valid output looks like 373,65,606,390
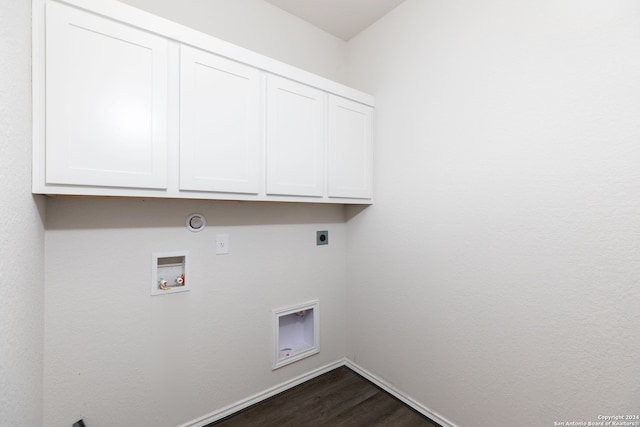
264,0,407,41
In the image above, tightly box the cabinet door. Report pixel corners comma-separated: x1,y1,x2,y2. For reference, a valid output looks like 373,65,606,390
45,1,168,189
328,96,373,199
180,46,262,194
266,75,326,197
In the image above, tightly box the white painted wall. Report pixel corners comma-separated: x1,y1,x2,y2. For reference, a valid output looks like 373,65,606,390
119,0,348,83
0,0,46,425
44,199,346,426
42,2,349,426
345,1,640,426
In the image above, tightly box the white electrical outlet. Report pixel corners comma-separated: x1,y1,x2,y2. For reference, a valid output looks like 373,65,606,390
216,234,229,255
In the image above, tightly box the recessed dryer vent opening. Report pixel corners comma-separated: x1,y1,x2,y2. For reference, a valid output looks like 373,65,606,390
273,300,319,369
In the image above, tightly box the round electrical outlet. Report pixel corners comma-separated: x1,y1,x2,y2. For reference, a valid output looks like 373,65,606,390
186,213,206,232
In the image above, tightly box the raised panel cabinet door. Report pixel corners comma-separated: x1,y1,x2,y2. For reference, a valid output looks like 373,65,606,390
180,46,262,194
328,96,373,199
266,75,326,197
45,1,168,189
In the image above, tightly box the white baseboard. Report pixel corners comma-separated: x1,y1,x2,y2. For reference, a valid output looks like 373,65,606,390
178,359,344,427
343,358,458,427
179,358,457,427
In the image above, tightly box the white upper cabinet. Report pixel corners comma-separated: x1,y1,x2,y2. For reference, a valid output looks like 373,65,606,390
180,46,262,194
44,1,168,189
266,76,326,197
328,96,373,199
34,0,374,204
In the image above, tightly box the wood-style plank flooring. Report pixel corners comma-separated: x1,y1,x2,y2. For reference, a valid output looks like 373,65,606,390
206,366,441,427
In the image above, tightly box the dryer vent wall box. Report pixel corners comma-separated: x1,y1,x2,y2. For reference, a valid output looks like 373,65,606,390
152,252,190,296
273,300,319,369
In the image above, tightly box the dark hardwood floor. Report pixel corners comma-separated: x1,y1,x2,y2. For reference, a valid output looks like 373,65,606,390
206,366,441,427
